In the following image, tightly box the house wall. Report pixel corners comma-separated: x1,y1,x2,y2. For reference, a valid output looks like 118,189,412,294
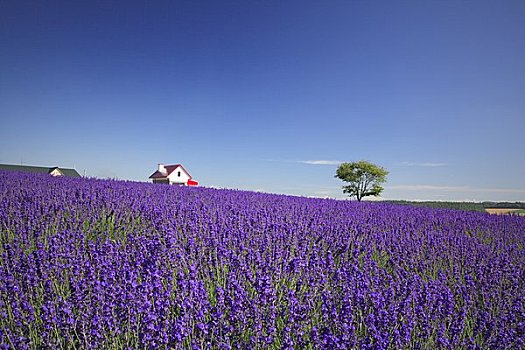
49,169,63,176
166,166,191,185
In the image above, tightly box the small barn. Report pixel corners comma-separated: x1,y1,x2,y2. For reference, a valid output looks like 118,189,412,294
149,163,198,186
0,164,81,177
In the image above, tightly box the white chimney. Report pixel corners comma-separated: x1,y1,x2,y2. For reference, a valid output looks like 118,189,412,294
158,163,167,175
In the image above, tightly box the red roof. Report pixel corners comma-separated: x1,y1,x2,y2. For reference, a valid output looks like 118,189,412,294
149,164,193,179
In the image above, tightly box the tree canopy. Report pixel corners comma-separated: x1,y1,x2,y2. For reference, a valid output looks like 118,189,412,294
335,161,388,201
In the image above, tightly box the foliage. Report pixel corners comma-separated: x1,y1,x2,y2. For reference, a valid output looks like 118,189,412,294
387,201,525,213
335,160,388,201
482,202,525,209
1,170,524,349
386,200,486,212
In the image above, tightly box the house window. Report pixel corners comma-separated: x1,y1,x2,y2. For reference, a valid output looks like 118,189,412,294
178,171,181,177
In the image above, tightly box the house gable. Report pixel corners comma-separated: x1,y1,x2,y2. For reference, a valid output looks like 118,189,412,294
166,165,191,184
49,168,63,176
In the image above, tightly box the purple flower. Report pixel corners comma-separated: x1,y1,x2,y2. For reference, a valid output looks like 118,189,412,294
1,170,524,348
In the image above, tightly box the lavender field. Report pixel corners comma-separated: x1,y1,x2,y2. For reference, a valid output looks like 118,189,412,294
1,170,524,349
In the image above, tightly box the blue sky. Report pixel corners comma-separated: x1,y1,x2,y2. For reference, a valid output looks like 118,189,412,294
1,0,524,201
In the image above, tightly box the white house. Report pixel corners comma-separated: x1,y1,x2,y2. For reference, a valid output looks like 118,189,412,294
149,163,198,186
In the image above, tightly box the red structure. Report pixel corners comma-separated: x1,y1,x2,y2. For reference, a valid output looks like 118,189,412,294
187,179,198,186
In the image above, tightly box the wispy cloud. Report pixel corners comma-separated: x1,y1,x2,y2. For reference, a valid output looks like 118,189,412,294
387,185,468,192
387,184,525,194
263,158,344,166
398,162,447,167
298,160,343,165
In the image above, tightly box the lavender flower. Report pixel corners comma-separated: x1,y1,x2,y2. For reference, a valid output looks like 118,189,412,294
0,169,524,348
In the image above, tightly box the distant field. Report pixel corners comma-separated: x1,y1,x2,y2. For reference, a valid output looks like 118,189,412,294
501,209,525,216
387,200,525,213
485,208,523,215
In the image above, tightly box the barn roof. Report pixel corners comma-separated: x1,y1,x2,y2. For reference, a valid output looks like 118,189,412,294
0,164,81,177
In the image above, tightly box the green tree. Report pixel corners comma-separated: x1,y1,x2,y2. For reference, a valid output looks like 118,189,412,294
335,161,388,201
